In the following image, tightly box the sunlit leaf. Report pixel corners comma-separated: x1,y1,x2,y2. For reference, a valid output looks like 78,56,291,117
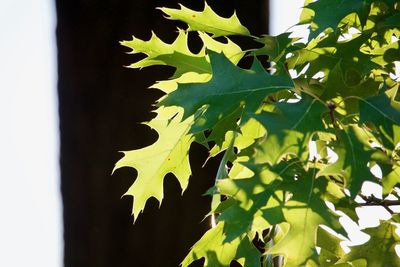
336,221,400,266
114,106,194,220
181,222,260,267
121,30,210,77
318,125,376,197
160,51,294,133
254,95,328,164
304,0,369,39
267,170,345,267
117,2,400,266
159,3,250,37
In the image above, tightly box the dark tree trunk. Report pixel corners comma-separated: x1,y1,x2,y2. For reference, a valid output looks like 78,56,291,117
55,1,269,266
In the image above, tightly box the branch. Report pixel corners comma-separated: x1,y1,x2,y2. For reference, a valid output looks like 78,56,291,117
358,194,400,214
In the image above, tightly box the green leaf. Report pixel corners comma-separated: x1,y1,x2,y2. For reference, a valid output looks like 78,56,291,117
382,165,400,195
121,30,210,77
148,32,245,94
117,2,400,266
323,180,359,222
151,72,211,94
268,170,344,267
122,30,244,76
181,222,260,267
367,39,400,68
160,51,294,133
218,160,347,267
359,85,400,150
317,227,346,266
208,116,265,158
321,63,379,115
254,95,329,164
288,31,378,84
381,10,400,28
198,31,245,64
336,221,400,266
305,0,369,39
216,162,284,242
113,106,194,220
318,125,376,197
334,259,367,267
253,33,297,63
159,3,251,37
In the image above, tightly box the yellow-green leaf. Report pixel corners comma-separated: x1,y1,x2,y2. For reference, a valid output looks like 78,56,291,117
336,221,400,266
159,3,250,37
182,222,260,267
114,106,194,220
121,29,210,76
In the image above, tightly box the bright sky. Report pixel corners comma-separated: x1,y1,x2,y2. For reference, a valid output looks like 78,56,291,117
0,1,62,266
270,0,306,36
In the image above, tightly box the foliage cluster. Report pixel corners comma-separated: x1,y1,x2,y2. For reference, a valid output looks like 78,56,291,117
114,1,400,266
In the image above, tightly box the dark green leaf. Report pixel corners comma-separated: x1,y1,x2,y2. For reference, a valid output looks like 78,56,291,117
160,51,294,133
359,85,400,150
254,95,328,164
318,125,376,197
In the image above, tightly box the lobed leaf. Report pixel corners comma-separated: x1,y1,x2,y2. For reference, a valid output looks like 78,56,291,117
160,51,294,133
304,0,370,39
359,84,400,150
267,170,345,267
181,222,260,267
253,33,297,63
254,95,329,164
113,106,194,220
318,125,376,197
336,221,400,266
317,227,346,266
117,1,400,266
121,30,209,77
159,3,251,37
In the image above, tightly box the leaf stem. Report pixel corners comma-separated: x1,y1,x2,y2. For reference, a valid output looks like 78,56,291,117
210,131,238,227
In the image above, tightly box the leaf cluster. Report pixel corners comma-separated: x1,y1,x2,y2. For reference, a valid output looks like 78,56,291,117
115,1,400,266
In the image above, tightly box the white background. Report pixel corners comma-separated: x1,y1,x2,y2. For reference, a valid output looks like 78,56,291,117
0,1,62,266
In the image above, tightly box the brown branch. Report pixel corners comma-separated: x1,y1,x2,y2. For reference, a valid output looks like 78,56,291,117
358,194,400,214
327,101,339,128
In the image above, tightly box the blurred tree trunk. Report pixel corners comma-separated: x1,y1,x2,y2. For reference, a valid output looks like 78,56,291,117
55,1,269,266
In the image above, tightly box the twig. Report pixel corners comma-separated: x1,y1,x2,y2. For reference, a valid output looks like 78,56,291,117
358,194,399,214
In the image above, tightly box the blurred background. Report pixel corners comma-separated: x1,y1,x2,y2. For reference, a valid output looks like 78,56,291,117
1,0,391,266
